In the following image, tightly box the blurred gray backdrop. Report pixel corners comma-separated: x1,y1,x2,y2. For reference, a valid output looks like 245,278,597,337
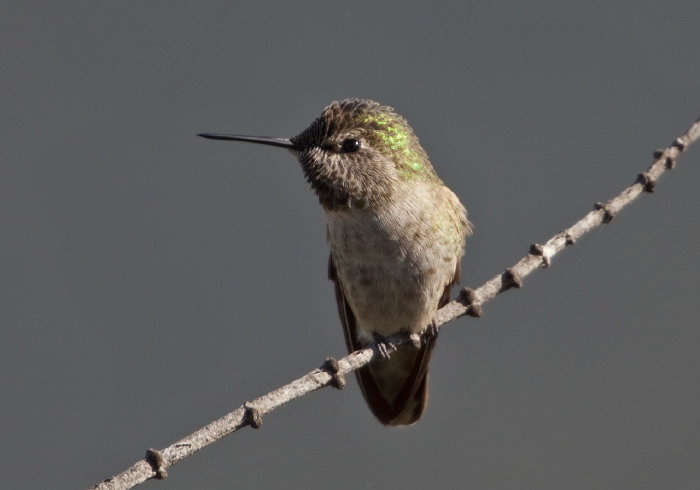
3,1,700,489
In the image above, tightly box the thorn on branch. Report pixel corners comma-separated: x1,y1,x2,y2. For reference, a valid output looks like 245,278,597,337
244,403,263,428
466,304,484,317
458,287,477,305
594,202,615,223
459,287,483,316
501,268,523,291
323,357,345,390
637,172,656,193
145,448,168,480
672,137,687,151
529,243,550,268
529,243,543,255
653,149,664,160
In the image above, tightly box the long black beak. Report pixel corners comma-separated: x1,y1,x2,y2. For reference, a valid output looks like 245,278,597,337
198,133,296,149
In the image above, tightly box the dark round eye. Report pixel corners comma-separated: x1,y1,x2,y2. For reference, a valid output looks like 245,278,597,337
340,138,361,153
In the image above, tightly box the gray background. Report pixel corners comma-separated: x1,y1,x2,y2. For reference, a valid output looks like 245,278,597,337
3,2,700,489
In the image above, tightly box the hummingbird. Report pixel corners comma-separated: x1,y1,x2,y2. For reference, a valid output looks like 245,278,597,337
200,99,471,426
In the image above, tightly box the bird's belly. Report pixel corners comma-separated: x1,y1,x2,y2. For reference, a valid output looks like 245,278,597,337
328,213,457,342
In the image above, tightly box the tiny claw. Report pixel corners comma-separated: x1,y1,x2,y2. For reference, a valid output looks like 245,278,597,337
372,332,396,360
424,320,439,340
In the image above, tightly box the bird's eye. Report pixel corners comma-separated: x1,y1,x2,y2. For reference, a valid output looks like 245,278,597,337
340,138,361,153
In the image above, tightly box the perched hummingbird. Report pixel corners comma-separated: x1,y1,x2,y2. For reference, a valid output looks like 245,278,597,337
200,99,471,425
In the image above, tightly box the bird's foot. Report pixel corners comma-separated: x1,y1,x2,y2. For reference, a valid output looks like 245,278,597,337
424,320,440,341
372,332,397,361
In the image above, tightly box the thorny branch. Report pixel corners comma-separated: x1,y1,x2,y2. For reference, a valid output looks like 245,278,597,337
91,115,700,490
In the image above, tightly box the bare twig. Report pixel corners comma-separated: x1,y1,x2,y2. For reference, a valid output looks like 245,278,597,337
90,115,699,490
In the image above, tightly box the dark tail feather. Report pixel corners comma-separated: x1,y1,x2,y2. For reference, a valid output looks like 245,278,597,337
355,337,435,426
